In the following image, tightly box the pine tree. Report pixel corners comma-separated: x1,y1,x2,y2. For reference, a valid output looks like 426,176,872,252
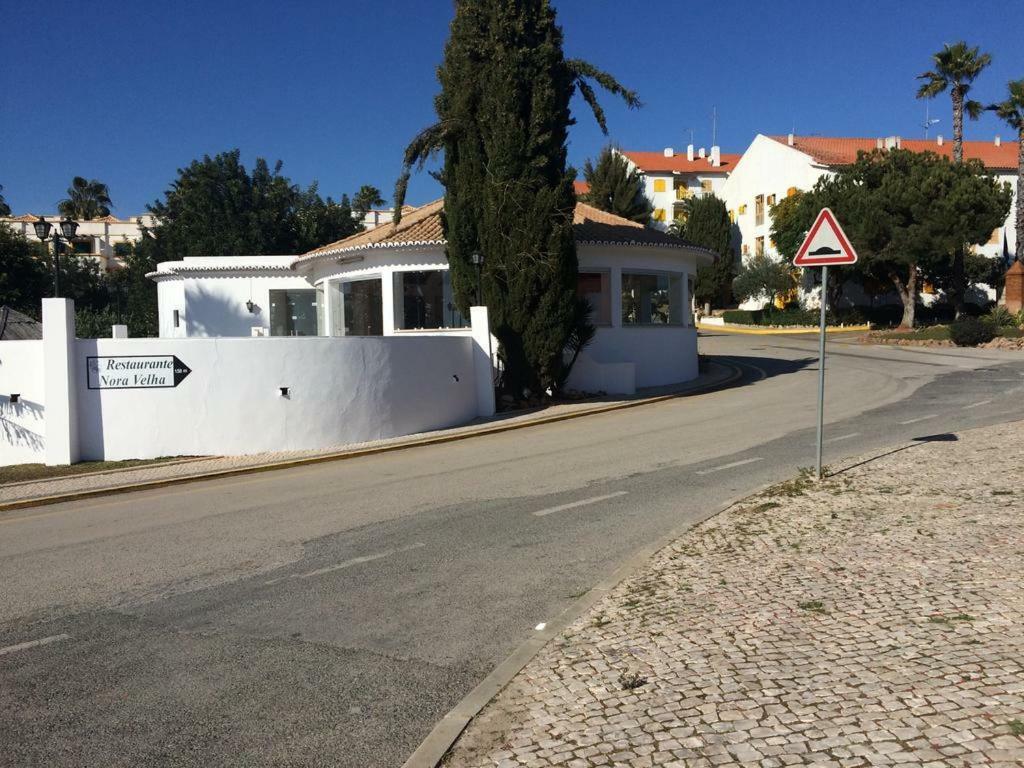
394,0,639,394
582,147,652,224
673,193,735,306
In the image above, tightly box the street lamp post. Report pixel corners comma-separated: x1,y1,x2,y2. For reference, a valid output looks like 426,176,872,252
471,252,483,305
33,216,79,298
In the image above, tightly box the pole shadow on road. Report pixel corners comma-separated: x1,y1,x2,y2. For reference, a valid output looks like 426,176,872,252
828,433,959,477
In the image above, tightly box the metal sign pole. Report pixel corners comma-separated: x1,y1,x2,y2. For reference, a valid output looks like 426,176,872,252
815,265,828,480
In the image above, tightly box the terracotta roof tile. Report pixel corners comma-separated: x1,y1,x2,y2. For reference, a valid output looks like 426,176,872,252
620,150,740,174
573,180,591,195
769,135,1019,170
296,198,706,265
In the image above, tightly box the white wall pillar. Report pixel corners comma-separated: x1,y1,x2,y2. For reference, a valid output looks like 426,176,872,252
610,267,623,328
42,298,80,465
469,306,496,418
381,270,396,335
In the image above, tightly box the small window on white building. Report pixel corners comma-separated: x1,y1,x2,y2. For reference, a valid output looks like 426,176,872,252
173,309,180,328
577,271,611,325
621,272,683,325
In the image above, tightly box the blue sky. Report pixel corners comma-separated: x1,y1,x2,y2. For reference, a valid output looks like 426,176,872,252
2,0,1021,216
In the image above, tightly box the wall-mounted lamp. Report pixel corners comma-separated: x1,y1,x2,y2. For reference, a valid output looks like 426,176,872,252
9,393,19,403
279,387,290,397
246,300,256,313
452,374,460,383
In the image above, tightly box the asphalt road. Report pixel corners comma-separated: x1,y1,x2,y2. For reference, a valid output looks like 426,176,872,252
1,333,1022,767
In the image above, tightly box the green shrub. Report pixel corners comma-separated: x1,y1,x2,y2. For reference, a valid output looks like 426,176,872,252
987,305,1015,329
949,316,996,347
722,309,762,325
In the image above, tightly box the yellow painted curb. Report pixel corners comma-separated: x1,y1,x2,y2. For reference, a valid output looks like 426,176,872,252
698,323,871,336
0,363,743,514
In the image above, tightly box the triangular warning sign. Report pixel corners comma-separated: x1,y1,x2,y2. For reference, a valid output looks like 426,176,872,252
793,208,857,267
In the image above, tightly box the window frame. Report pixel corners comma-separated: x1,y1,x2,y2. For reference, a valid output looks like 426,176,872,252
393,268,469,331
620,270,687,327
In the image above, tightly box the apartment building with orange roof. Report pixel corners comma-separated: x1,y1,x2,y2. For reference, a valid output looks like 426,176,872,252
721,133,1018,272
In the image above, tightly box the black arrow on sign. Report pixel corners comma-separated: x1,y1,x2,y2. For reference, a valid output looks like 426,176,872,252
172,356,192,387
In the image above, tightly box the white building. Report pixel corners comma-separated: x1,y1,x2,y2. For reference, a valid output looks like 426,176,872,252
617,146,741,231
2,213,156,272
150,200,714,394
721,133,1019,266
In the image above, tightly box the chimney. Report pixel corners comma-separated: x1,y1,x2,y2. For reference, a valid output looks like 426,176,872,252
663,147,674,157
686,144,694,161
698,147,706,159
787,133,795,146
994,135,1001,147
876,138,884,149
883,135,901,150
937,135,944,146
710,145,721,167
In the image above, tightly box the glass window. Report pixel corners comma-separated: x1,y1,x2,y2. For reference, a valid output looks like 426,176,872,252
269,289,318,336
755,194,765,226
701,179,713,193
339,278,383,336
621,272,683,325
396,270,468,330
577,271,611,325
71,239,93,255
755,236,765,257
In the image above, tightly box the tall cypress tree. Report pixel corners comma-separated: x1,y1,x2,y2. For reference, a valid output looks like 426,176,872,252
396,0,638,394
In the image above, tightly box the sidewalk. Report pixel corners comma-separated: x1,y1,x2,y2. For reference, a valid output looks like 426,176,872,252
444,421,1024,767
0,362,737,509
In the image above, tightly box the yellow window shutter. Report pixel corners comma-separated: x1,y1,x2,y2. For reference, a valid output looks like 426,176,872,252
653,179,666,193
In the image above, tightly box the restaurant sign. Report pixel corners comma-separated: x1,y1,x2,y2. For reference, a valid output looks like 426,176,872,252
86,355,192,390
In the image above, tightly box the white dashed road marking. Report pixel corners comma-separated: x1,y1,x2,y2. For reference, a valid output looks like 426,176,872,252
824,433,860,444
898,414,937,425
696,457,764,476
265,542,425,585
532,491,628,517
963,400,992,410
0,634,71,656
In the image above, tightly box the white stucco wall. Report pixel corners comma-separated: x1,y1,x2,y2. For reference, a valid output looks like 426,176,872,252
720,134,830,266
0,341,46,465
74,335,480,461
153,257,306,338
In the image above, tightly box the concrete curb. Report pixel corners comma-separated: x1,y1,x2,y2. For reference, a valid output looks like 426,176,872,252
400,478,784,768
698,323,870,336
0,362,743,514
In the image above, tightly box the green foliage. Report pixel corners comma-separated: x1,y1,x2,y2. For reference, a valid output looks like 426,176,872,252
581,146,652,224
351,185,385,219
675,194,734,307
0,225,49,315
722,309,759,325
771,148,1011,327
986,304,1015,329
58,176,112,219
722,306,865,328
917,41,992,161
732,253,798,307
294,188,360,253
397,0,638,394
949,316,995,346
144,149,368,260
0,184,11,216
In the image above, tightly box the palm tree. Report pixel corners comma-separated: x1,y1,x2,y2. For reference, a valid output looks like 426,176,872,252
917,41,992,163
917,41,992,315
0,184,10,216
58,177,112,220
988,80,1024,263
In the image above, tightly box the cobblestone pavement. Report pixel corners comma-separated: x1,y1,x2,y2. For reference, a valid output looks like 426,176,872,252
445,421,1024,767
0,366,731,505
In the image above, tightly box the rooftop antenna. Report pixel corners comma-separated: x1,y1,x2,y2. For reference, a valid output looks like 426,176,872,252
921,103,940,139
711,106,718,146
686,127,694,146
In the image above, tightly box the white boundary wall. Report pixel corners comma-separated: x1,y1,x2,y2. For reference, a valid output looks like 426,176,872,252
0,340,46,465
0,300,495,466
